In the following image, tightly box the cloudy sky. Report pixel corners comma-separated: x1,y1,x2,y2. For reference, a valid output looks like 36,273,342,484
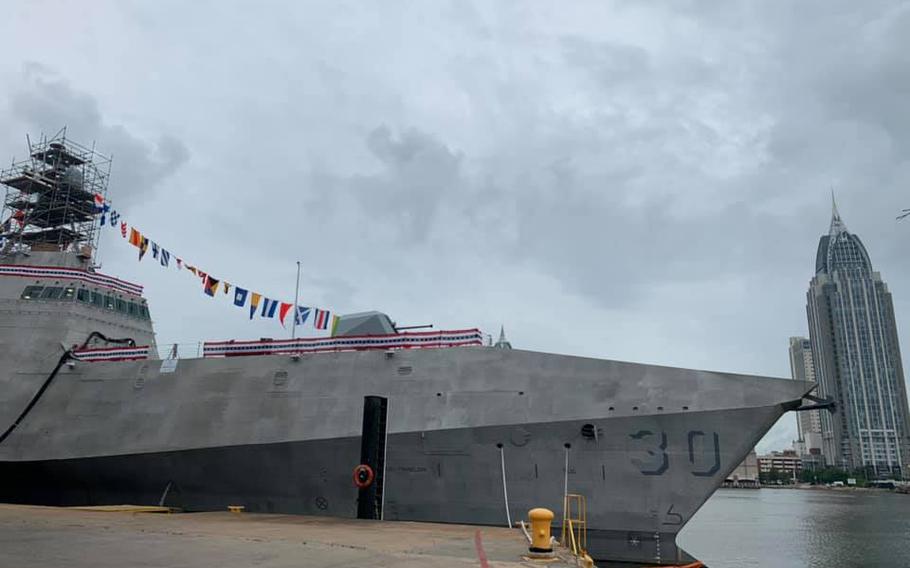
1,1,908,452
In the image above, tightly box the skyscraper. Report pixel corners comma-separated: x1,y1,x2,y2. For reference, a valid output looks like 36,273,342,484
789,337,823,456
806,200,910,477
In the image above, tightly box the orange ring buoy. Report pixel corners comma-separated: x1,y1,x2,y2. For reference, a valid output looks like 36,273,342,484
353,464,374,489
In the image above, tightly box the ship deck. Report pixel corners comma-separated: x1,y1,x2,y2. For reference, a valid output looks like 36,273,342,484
0,504,606,568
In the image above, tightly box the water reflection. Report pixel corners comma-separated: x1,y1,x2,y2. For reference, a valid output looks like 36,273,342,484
677,488,910,568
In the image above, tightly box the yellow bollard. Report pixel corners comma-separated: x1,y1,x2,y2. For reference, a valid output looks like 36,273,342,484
528,508,554,552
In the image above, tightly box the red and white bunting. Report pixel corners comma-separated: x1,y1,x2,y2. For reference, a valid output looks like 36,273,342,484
72,345,150,362
0,265,143,296
203,329,484,358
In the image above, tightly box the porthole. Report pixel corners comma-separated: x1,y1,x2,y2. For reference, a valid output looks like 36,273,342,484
581,424,597,439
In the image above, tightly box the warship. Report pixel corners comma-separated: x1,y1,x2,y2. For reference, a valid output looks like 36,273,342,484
0,132,819,565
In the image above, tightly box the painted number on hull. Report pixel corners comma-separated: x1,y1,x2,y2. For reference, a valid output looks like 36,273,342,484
629,430,721,477
629,430,668,475
688,431,721,477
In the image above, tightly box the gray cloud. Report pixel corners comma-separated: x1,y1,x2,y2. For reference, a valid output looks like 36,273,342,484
359,125,465,242
5,65,189,207
2,1,909,454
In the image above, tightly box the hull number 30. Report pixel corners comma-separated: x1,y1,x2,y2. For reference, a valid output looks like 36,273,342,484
629,430,721,477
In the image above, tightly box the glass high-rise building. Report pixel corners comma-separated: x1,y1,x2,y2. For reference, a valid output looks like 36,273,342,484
806,202,910,477
789,337,823,455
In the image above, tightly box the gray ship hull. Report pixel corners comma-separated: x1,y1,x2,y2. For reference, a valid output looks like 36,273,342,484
0,365,800,566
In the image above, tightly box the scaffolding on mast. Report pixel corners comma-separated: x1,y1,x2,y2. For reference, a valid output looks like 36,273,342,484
0,127,111,262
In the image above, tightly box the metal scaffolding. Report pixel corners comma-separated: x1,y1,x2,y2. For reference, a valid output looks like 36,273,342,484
0,127,111,260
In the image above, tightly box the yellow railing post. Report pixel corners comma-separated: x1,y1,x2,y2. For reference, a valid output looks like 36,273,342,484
561,493,588,558
567,519,577,555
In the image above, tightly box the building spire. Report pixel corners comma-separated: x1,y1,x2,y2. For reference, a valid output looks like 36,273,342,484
494,325,512,349
830,190,847,235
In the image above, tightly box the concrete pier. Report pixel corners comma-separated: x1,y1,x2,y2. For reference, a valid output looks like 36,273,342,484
0,504,585,567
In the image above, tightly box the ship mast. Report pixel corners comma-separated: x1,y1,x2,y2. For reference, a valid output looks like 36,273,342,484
0,128,111,265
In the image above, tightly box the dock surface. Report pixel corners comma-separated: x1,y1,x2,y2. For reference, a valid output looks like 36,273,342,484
0,504,580,567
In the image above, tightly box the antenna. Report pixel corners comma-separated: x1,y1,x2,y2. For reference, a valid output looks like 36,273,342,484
291,261,301,339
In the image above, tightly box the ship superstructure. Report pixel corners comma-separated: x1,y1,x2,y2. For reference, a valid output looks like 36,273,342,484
0,133,814,566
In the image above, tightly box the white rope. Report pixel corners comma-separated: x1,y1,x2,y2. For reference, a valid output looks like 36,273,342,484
499,445,512,527
519,520,532,544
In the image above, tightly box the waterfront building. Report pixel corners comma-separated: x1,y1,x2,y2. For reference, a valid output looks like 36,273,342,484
725,450,760,487
806,201,910,477
758,450,803,480
789,337,823,455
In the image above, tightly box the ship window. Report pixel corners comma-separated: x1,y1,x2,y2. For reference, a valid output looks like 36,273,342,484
115,299,128,313
40,287,64,300
77,288,91,303
139,305,150,319
62,286,76,301
104,295,116,310
21,286,43,300
128,302,139,317
91,291,105,307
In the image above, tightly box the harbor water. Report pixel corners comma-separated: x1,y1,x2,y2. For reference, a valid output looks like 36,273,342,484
678,488,910,567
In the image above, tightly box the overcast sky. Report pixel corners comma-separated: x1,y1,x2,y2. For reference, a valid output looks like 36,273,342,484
1,1,908,452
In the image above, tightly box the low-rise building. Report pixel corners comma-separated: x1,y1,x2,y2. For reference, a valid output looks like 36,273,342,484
758,449,803,480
